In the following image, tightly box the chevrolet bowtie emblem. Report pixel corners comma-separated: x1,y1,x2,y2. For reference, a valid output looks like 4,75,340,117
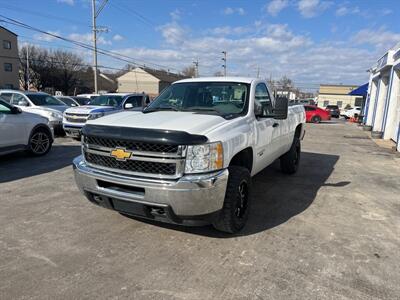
110,148,132,161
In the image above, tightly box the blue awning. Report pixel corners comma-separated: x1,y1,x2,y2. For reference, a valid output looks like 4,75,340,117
348,83,368,96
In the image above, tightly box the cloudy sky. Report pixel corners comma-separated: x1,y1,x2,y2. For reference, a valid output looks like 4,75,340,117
1,0,400,90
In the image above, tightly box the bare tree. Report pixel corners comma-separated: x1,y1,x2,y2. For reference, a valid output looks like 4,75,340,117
181,65,196,77
19,45,85,94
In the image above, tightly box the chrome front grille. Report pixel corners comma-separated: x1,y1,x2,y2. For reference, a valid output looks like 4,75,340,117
65,113,89,123
82,135,185,179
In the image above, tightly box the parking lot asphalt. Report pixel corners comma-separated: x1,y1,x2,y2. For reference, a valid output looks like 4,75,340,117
1,121,400,300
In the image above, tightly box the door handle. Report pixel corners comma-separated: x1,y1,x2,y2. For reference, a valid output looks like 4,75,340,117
273,123,279,128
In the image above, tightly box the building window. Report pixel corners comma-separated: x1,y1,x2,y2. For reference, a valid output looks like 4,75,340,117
3,84,14,89
323,100,329,107
4,63,12,72
337,101,343,108
355,97,363,107
3,40,11,49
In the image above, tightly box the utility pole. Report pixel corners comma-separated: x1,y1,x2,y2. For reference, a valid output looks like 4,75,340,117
91,0,108,94
193,59,199,77
221,51,227,76
26,46,29,90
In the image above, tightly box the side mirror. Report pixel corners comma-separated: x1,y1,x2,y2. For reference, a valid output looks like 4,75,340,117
18,100,29,106
124,103,133,109
11,106,22,114
274,96,288,119
254,101,263,117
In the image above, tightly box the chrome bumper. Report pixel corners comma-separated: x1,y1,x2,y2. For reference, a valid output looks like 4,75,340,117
72,155,228,218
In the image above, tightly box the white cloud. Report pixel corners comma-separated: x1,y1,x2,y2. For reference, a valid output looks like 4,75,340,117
33,31,61,42
336,5,360,17
68,33,112,45
298,0,332,18
266,0,289,16
112,34,124,41
98,20,386,88
353,27,400,51
208,26,250,36
57,0,74,5
223,7,246,15
170,9,181,20
157,22,187,45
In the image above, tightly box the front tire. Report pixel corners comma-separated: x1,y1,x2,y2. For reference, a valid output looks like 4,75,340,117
311,115,321,123
212,166,251,233
280,137,301,174
28,128,52,156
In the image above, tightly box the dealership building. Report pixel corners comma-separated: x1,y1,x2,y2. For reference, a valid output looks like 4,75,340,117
363,42,400,152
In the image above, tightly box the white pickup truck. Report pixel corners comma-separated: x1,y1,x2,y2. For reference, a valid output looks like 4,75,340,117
73,77,305,233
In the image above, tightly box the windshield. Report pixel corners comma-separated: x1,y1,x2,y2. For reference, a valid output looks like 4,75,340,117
58,97,77,106
89,95,124,107
27,94,65,106
145,82,249,117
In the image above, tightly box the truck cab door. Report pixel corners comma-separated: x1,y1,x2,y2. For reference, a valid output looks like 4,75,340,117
252,83,281,174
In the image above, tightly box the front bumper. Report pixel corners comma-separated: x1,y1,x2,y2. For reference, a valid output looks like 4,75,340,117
73,156,228,225
49,120,64,134
63,123,84,137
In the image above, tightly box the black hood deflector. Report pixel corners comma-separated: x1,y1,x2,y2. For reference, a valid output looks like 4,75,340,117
82,124,208,145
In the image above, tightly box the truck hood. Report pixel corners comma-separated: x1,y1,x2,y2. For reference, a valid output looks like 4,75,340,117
41,105,68,113
87,111,228,136
65,105,116,114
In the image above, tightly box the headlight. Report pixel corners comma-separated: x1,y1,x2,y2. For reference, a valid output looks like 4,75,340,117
185,142,223,174
87,112,105,120
50,112,62,119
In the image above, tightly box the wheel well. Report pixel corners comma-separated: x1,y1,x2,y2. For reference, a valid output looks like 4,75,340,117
229,147,253,173
295,124,303,138
30,124,53,142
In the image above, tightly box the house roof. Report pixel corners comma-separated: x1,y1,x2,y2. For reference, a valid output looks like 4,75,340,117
142,67,186,82
0,26,18,37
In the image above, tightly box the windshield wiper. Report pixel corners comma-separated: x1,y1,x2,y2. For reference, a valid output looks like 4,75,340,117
182,107,218,112
143,106,179,113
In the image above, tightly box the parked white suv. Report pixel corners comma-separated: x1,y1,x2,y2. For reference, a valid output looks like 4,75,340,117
0,90,68,134
0,99,53,156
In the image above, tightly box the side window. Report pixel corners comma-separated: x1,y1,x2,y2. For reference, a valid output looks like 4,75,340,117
304,106,316,111
254,83,273,117
0,93,12,103
124,96,142,108
11,94,26,105
0,102,12,114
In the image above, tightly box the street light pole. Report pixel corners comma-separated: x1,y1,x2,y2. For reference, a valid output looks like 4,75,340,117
91,0,108,94
193,59,199,77
221,51,227,77
91,0,98,94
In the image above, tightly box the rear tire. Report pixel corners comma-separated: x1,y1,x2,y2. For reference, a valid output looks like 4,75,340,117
28,128,52,156
311,115,321,123
212,166,251,233
280,137,301,174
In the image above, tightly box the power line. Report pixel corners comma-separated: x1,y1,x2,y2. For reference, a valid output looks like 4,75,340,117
0,15,181,73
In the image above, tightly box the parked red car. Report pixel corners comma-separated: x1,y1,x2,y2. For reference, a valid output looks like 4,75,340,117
304,105,331,123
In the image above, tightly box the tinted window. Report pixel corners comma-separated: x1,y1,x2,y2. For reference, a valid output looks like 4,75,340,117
11,93,26,105
304,106,316,111
26,94,64,106
58,97,77,106
72,97,90,105
0,100,12,114
254,83,273,116
0,93,12,103
124,96,143,108
326,105,338,109
89,95,124,107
